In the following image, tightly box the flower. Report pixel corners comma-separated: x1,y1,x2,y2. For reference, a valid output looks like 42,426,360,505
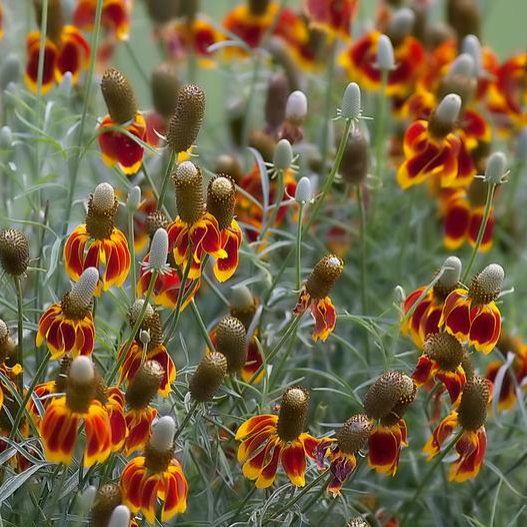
235,387,321,488
304,0,359,40
189,352,228,402
121,416,188,523
294,255,344,342
25,0,90,93
440,264,504,354
73,0,131,41
424,376,491,482
64,183,131,293
0,229,30,276
98,68,147,175
101,385,128,453
213,316,247,374
40,357,112,467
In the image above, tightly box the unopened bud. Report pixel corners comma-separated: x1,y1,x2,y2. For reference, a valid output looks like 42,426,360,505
0,54,21,91
127,186,142,212
149,228,169,270
273,138,293,171
448,53,476,78
387,8,415,43
60,71,73,96
78,485,97,512
295,177,313,204
69,356,94,384
189,352,227,402
484,151,507,185
139,329,151,345
0,126,13,149
429,93,461,138
461,34,482,73
108,505,131,527
439,256,462,289
101,68,137,124
377,35,395,71
341,82,362,121
0,229,30,276
149,416,176,453
286,90,308,126
394,285,406,303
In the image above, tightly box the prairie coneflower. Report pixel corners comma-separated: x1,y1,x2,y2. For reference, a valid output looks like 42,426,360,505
440,264,504,354
40,356,112,467
363,371,416,476
213,316,247,374
64,183,131,293
36,267,98,359
424,376,491,482
25,0,90,93
73,0,132,41
189,352,228,402
294,254,344,342
304,0,359,40
0,229,30,277
235,387,321,488
98,69,147,175
121,416,188,523
98,383,128,453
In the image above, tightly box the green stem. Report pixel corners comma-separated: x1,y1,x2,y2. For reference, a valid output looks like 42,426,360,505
157,151,177,212
356,184,370,362
14,276,24,394
128,211,137,302
295,203,304,291
189,299,215,352
259,169,284,241
173,399,199,442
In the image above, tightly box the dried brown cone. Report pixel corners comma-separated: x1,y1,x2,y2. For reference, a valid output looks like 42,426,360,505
206,175,236,230
126,360,164,410
458,376,489,431
215,316,247,374
265,73,289,130
101,68,138,124
215,154,244,185
276,386,310,442
173,161,204,225
151,64,180,119
145,211,170,239
363,371,415,420
0,229,30,276
447,0,480,41
90,483,122,527
336,414,372,455
189,352,228,402
305,255,344,300
424,332,464,372
167,84,206,153
249,0,270,16
340,129,369,185
33,0,63,44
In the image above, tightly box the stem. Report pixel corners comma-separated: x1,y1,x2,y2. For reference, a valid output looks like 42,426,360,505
373,69,389,184
295,203,304,291
14,276,24,393
128,211,137,302
189,299,215,352
173,399,199,442
157,151,177,213
356,184,370,363
462,182,496,283
259,169,284,241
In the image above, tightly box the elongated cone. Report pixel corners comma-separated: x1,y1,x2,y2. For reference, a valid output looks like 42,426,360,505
101,69,138,124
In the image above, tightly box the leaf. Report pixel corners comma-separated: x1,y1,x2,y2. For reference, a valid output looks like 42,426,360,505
45,236,63,284
0,463,50,502
249,147,269,214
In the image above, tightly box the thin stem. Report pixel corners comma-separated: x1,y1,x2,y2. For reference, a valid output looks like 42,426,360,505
259,169,284,241
173,399,199,442
128,211,137,302
462,182,496,283
14,276,24,393
189,299,215,352
295,203,304,291
357,184,370,363
157,151,177,213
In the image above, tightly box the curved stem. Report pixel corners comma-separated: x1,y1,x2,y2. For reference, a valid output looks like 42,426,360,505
173,399,199,442
259,169,284,241
157,151,177,213
14,276,24,393
128,211,137,302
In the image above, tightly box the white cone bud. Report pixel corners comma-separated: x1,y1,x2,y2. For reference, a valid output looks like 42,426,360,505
377,35,395,71
462,35,482,75
140,329,151,345
127,186,142,212
69,356,95,384
92,183,115,211
341,82,361,120
439,256,462,288
295,177,313,204
108,505,131,527
484,152,507,185
388,8,415,39
0,319,8,341
435,93,462,125
0,126,13,149
478,264,505,294
150,416,176,452
286,90,308,125
516,128,527,161
231,285,254,310
273,139,293,171
149,228,169,270
394,285,406,303
448,53,476,78
60,72,73,96
70,267,99,310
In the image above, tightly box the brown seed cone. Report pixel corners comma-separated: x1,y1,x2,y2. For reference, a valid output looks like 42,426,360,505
340,129,369,185
230,302,258,331
144,442,174,473
167,84,206,153
461,351,475,382
66,377,96,414
101,68,138,124
248,130,276,163
265,73,289,130
85,194,118,240
189,352,227,402
228,100,245,148
468,271,501,305
276,387,310,442
90,483,122,527
437,74,477,109
61,291,92,321
424,332,464,372
215,316,247,374
144,0,180,24
380,384,417,427
126,360,165,410
497,332,520,355
336,414,372,455
206,175,236,230
0,229,30,276
249,0,270,15
145,211,170,239
55,356,72,393
215,154,244,185
458,376,489,431
151,64,180,119
33,0,63,44
173,161,204,224
305,255,344,300
131,306,164,349
363,371,415,420
447,0,480,41
428,109,456,139
346,519,371,527
0,322,11,365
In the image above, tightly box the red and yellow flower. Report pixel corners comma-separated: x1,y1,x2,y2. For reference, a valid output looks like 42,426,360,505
368,419,408,476
104,386,128,452
73,0,131,41
304,0,358,40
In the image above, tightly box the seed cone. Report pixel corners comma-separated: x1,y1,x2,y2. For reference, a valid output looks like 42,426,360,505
101,68,138,124
336,414,372,455
276,387,310,442
363,371,415,420
206,175,236,230
90,483,122,527
249,130,276,163
145,211,170,239
468,264,504,304
144,441,174,473
85,187,118,241
129,302,164,349
0,320,15,365
215,154,244,185
346,519,370,527
0,229,30,276
151,64,180,119
66,375,95,415
230,303,258,332
215,316,247,374
61,291,91,321
265,73,289,130
424,332,464,371
437,74,476,108
33,0,63,44
173,161,204,225
467,177,488,208
167,84,206,153
126,360,164,410
55,356,72,393
189,352,228,402
305,255,344,300
249,0,270,16
447,0,480,40
458,376,489,431
340,129,369,185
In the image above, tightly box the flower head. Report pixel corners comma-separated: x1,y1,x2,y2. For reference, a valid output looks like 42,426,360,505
0,229,30,276
189,352,228,402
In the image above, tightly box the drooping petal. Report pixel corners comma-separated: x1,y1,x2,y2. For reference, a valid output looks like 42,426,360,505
311,296,337,342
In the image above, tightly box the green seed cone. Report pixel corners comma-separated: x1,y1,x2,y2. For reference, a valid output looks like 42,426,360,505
189,352,228,402
206,175,236,230
458,376,489,431
101,68,138,124
0,229,30,276
215,316,247,374
276,386,310,442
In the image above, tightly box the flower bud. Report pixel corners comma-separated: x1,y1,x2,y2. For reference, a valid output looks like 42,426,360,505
70,356,94,384
429,93,462,138
149,415,176,453
145,211,169,238
101,68,138,124
305,254,344,300
189,352,227,402
206,175,236,230
125,360,164,410
62,267,99,318
341,82,362,121
336,414,372,455
215,316,247,374
377,35,395,71
462,35,482,74
363,371,415,420
484,151,507,185
108,505,131,527
0,229,30,276
90,483,122,527
276,387,310,442
215,154,244,185
167,84,206,153
387,8,415,44
340,129,369,185
139,329,151,345
295,177,313,204
78,485,97,513
149,228,169,270
60,71,73,96
0,54,21,91
173,161,204,225
273,138,293,171
126,186,141,212
0,126,13,149
469,264,504,304
439,256,462,288
394,285,406,303
449,53,476,78
424,333,464,371
265,73,289,129
458,376,489,431
285,90,308,126
151,64,180,119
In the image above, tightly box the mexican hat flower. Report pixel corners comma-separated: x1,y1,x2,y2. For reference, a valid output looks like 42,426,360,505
98,68,147,175
189,352,228,403
121,416,188,523
304,0,358,40
294,254,344,342
235,386,321,488
424,376,491,482
402,256,463,349
98,383,128,453
0,228,30,277
89,483,124,527
213,316,247,375
36,267,98,360
64,183,131,293
440,264,504,354
40,356,112,467
25,0,90,93
314,414,372,495
363,371,416,476
73,0,131,41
